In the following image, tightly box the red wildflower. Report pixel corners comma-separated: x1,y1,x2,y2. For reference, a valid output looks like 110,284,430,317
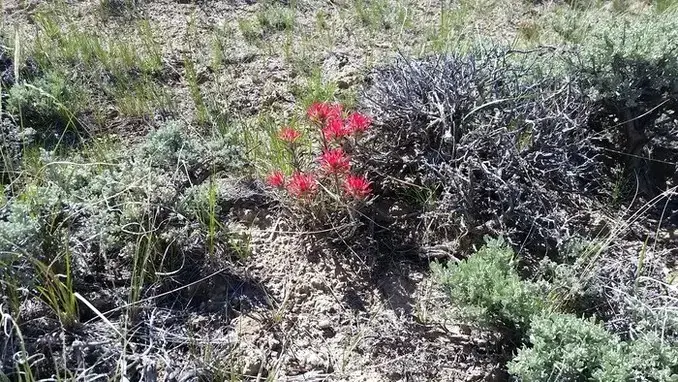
266,171,285,188
278,126,301,143
307,102,342,124
319,148,351,174
287,172,318,199
343,174,372,200
346,112,371,134
322,118,350,141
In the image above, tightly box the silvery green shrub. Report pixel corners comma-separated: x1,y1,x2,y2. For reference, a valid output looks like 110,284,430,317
509,313,678,382
431,237,547,335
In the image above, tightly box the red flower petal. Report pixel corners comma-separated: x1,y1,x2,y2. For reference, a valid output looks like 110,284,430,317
343,174,372,200
278,126,302,143
287,172,318,199
346,112,371,134
266,171,285,188
322,118,350,141
319,148,351,174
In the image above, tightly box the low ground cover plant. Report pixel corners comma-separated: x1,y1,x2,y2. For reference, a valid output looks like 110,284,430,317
509,313,678,382
435,238,678,381
432,237,547,337
0,121,245,376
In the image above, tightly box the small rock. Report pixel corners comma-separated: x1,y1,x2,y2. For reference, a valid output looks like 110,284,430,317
268,338,282,351
310,276,324,289
337,78,351,89
318,319,332,329
299,351,326,369
242,358,262,377
297,338,310,348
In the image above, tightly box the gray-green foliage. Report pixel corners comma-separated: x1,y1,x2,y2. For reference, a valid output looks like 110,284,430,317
139,121,240,173
81,122,241,257
431,237,546,334
539,236,678,343
556,13,678,201
0,118,28,182
509,313,678,382
0,202,40,259
1,121,243,278
601,334,678,382
0,172,69,259
6,71,78,136
570,13,678,109
179,181,222,224
535,238,606,316
509,313,620,381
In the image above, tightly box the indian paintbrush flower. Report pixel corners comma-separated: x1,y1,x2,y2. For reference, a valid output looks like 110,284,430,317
307,102,343,124
322,117,351,141
319,148,351,174
343,174,372,200
346,112,371,134
266,171,286,188
278,126,302,143
287,172,319,199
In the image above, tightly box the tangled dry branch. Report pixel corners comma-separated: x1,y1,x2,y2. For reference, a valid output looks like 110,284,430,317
359,48,678,258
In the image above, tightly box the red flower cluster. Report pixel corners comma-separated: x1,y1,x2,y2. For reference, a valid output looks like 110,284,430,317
343,174,372,200
346,112,371,135
266,102,373,202
319,148,351,174
278,126,301,143
266,171,285,188
287,172,318,198
307,102,342,124
322,118,351,141
307,102,372,143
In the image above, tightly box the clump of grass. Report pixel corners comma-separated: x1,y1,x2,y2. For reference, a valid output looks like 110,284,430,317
238,18,264,45
110,78,172,118
11,8,170,123
6,71,83,145
427,6,472,52
290,70,358,113
517,19,541,43
34,249,79,329
209,22,236,70
353,0,408,32
183,56,209,124
31,11,162,78
257,4,296,33
294,69,338,108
